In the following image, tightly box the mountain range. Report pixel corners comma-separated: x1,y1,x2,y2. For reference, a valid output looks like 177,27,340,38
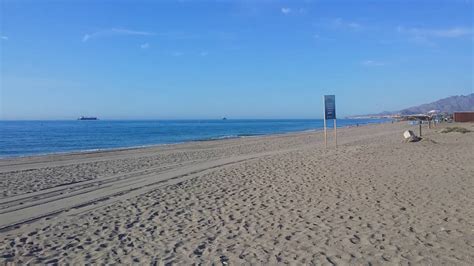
358,93,473,117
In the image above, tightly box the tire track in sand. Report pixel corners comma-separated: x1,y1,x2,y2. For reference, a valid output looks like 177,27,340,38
0,149,297,232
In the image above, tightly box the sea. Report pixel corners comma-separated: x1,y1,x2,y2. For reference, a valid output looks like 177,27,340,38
0,119,389,158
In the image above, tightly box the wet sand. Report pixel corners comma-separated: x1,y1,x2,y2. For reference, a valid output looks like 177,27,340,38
1,122,473,264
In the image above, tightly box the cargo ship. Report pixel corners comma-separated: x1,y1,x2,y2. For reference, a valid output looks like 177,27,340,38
78,116,98,120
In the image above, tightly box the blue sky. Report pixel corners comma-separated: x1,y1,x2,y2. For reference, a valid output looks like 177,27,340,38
1,0,473,119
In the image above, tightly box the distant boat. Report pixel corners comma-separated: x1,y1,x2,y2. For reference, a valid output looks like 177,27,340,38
222,117,228,120
78,116,98,120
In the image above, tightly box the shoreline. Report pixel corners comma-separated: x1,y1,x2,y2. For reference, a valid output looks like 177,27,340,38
0,119,390,161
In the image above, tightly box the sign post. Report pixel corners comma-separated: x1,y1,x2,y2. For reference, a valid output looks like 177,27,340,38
324,95,337,148
323,96,327,148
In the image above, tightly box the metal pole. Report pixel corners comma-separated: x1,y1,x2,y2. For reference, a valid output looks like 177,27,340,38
334,119,337,148
324,117,327,149
323,96,327,148
419,121,422,137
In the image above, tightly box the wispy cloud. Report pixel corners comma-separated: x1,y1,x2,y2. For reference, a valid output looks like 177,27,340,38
199,51,208,57
315,18,363,31
397,26,471,47
82,28,155,42
172,51,183,57
1,36,8,41
140,43,150,49
281,7,306,15
397,26,472,38
335,18,361,30
281,7,291,15
112,29,154,36
361,60,385,67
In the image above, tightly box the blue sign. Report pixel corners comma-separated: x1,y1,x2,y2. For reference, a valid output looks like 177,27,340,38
324,95,336,120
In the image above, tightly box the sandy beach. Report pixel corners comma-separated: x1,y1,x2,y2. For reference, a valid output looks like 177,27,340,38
0,122,473,264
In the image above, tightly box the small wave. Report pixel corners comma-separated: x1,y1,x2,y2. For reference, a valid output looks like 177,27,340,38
211,135,240,140
237,133,264,137
195,133,263,141
193,135,238,142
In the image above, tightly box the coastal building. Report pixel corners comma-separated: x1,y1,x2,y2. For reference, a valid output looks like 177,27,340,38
453,112,474,122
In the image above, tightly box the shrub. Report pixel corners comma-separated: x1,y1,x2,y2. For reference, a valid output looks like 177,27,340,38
441,127,471,134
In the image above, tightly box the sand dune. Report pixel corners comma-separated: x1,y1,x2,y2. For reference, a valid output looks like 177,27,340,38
1,122,473,264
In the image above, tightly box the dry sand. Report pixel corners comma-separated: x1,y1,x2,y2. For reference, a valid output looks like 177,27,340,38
0,122,473,264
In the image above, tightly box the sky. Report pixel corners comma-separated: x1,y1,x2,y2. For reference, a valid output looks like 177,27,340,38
1,0,473,120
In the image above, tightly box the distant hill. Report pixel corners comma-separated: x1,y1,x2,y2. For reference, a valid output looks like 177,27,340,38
398,93,473,115
351,93,474,118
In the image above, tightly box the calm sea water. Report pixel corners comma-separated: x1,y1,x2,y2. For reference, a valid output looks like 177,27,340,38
0,119,388,158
